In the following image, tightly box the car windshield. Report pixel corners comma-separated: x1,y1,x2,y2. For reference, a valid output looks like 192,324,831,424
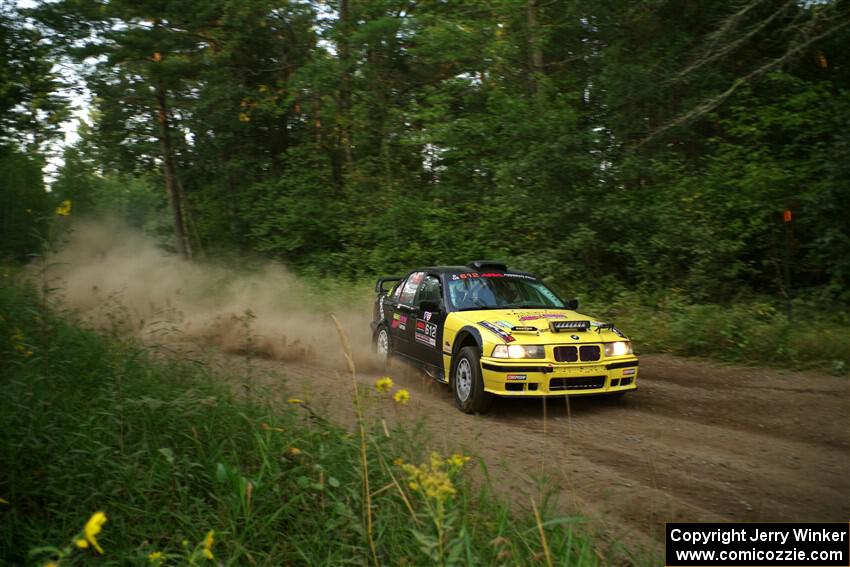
447,274,565,310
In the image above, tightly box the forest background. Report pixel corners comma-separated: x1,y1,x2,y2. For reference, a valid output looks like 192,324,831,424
3,0,850,370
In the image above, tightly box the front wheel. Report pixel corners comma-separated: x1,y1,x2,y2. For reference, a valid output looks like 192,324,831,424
452,346,493,414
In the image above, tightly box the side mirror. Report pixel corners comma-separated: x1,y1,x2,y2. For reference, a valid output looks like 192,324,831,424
566,298,579,310
419,300,441,313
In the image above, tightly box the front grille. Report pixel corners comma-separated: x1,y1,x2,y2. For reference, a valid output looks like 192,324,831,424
554,346,577,362
549,376,606,391
579,345,600,361
554,345,601,362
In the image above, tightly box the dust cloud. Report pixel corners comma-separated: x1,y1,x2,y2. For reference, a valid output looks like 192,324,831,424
42,219,380,371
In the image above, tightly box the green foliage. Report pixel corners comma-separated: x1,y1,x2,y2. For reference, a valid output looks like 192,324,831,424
246,145,343,270
0,6,68,151
0,280,603,566
702,73,850,301
0,149,51,262
27,0,850,342
54,156,169,232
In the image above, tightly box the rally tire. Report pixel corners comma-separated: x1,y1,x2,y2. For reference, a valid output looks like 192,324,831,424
452,346,493,414
375,326,392,366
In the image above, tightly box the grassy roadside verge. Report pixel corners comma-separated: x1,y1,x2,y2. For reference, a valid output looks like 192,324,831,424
583,292,850,375
0,280,605,566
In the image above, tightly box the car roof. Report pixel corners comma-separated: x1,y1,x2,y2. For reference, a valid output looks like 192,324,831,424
412,265,538,278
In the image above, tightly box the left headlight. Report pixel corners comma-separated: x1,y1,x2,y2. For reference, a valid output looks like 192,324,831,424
604,341,633,357
492,344,546,359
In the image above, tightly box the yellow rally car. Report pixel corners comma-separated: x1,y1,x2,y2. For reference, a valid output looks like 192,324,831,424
371,261,638,413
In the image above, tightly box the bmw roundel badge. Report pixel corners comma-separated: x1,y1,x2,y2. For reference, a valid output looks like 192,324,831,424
571,334,580,340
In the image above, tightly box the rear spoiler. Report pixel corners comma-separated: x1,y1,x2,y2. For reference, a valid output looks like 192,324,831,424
375,276,404,294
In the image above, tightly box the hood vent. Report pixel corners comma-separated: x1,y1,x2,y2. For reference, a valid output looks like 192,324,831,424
550,320,590,332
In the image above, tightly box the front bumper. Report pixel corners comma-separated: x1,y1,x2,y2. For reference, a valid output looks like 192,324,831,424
478,357,639,396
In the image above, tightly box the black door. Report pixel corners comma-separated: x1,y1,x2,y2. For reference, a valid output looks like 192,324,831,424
411,273,446,370
392,271,424,358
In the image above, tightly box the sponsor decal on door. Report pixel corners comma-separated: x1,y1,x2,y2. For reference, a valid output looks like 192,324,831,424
415,319,437,347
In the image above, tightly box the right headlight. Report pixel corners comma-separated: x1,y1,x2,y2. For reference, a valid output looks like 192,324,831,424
604,341,633,357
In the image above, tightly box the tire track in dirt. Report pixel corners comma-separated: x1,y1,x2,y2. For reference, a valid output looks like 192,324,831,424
209,349,850,560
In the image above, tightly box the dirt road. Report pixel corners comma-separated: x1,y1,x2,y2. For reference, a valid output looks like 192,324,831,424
214,349,849,558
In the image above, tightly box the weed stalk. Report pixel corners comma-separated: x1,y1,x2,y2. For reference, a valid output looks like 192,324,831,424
331,314,379,567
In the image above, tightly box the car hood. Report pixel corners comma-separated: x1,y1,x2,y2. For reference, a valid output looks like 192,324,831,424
450,308,628,344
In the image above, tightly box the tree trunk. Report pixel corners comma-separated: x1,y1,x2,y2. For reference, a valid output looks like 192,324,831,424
338,0,353,167
527,0,545,96
155,85,192,260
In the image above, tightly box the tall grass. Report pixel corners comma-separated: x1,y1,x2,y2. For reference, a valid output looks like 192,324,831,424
0,279,603,566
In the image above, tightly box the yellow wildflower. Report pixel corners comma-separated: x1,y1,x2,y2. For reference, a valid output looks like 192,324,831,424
287,398,304,404
148,551,164,564
447,453,470,469
375,376,393,393
55,200,72,216
393,389,410,405
75,538,89,549
399,452,457,502
202,530,215,560
81,511,107,554
44,562,59,567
